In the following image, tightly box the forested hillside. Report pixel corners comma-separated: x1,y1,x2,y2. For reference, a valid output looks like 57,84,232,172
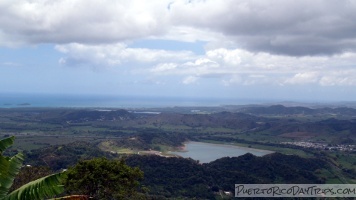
125,153,327,198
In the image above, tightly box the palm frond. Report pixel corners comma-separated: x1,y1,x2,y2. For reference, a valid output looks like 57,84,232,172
0,136,24,199
5,172,65,200
0,137,14,153
0,152,24,198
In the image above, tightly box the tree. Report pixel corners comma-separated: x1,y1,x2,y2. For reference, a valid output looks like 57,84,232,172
0,136,64,200
64,157,143,200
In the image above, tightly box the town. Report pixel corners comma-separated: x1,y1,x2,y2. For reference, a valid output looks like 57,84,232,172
282,141,355,151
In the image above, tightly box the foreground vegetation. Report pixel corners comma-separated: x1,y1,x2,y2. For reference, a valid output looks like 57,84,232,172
2,137,145,200
0,136,64,200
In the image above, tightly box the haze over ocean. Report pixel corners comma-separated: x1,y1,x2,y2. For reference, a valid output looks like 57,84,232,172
0,93,268,108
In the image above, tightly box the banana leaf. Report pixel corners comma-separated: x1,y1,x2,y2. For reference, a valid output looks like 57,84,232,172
0,136,24,199
0,153,24,198
4,172,65,200
0,137,65,200
0,137,14,153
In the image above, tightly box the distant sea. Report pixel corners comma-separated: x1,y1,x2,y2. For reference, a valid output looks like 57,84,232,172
0,93,266,108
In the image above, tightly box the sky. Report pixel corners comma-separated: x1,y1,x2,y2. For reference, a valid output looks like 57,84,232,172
1,0,356,102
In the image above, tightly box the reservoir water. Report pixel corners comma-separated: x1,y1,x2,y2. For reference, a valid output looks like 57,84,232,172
170,141,273,163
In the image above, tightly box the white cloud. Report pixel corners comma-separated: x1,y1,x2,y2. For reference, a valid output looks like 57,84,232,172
206,48,241,66
182,76,198,85
2,0,356,92
151,63,178,73
0,0,171,46
56,43,194,67
319,71,356,86
284,70,356,86
149,48,356,86
54,40,356,86
2,0,356,56
285,72,320,85
168,0,356,56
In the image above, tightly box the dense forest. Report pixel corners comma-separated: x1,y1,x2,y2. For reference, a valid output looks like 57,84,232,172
125,153,326,199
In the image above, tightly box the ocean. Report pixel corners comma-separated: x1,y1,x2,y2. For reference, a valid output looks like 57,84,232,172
0,93,260,108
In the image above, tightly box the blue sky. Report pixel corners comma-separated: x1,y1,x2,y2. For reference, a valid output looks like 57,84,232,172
1,0,356,102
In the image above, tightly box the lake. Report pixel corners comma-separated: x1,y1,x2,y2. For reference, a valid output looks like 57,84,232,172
170,141,273,163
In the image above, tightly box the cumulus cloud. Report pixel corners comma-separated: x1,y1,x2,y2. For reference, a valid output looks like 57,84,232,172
169,0,356,56
0,0,171,45
53,38,356,86
56,43,194,67
2,0,356,89
283,70,356,86
206,48,241,66
319,71,356,86
285,72,320,84
150,47,356,86
2,0,356,56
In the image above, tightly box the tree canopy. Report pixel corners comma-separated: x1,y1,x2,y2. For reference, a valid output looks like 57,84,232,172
64,157,143,200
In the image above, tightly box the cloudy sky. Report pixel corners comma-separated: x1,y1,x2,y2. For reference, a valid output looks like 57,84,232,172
1,0,356,103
